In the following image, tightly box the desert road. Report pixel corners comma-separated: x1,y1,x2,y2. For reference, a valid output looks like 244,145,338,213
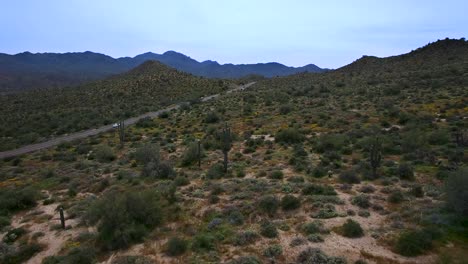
0,82,256,159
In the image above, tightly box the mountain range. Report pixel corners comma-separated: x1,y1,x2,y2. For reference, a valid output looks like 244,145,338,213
0,50,325,92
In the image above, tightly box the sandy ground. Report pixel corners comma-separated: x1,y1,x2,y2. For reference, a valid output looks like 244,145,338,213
4,191,85,264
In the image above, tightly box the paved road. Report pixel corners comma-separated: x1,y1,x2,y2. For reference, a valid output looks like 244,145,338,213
0,82,256,159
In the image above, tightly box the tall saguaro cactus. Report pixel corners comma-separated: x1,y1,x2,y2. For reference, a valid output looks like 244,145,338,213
221,123,232,173
454,128,467,147
369,136,382,179
118,120,125,148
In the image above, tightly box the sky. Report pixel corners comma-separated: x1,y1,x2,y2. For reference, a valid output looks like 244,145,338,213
1,0,467,68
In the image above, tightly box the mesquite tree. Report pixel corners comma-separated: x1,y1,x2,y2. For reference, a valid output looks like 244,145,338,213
221,123,232,173
369,136,382,179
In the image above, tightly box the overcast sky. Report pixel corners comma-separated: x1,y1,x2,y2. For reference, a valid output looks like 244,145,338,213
1,0,467,68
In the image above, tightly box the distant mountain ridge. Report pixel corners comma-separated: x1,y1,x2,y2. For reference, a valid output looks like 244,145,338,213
0,50,325,92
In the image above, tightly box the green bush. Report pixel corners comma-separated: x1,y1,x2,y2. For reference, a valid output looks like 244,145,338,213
297,247,347,264
192,233,216,251
388,190,404,203
445,167,468,216
86,189,163,250
302,220,327,235
1,242,43,264
228,256,261,264
341,219,364,238
0,187,39,216
275,128,305,144
95,145,116,163
339,170,361,184
260,221,278,238
181,142,202,166
351,195,371,208
269,170,284,180
42,246,96,264
263,244,283,258
135,144,160,165
395,229,437,256
165,237,188,256
204,112,220,123
234,230,259,246
302,184,337,196
258,195,280,216
206,163,226,179
398,163,414,180
281,195,301,210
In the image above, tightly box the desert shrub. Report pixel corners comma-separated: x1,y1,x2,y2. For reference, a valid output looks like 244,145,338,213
181,142,202,166
3,228,27,244
260,221,278,238
192,233,216,251
135,117,154,128
269,170,284,180
227,210,244,226
302,220,327,235
398,163,414,180
341,219,364,238
259,195,280,216
234,230,259,246
307,234,324,242
351,195,371,208
410,185,424,197
312,206,340,219
297,247,347,264
173,176,190,186
158,111,169,118
0,216,10,229
395,229,437,256
263,244,283,258
111,256,153,264
134,144,159,165
86,189,163,250
275,128,305,144
1,242,43,264
388,190,404,203
339,170,361,184
281,195,301,210
228,256,261,264
315,133,348,153
359,185,375,193
0,187,39,216
206,163,226,179
165,237,188,256
279,104,293,115
204,112,220,123
445,167,468,216
94,145,115,163
42,246,96,264
302,184,337,196
142,160,175,179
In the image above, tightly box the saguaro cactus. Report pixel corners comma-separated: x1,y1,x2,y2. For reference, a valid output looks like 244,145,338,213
198,139,201,168
221,123,232,173
59,206,66,229
118,120,125,148
454,128,467,147
369,136,382,179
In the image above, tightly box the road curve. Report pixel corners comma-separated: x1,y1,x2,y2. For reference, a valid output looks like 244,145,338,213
0,82,256,159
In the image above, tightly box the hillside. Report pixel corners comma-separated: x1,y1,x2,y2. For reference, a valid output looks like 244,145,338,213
0,61,229,151
0,39,467,264
0,50,325,92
